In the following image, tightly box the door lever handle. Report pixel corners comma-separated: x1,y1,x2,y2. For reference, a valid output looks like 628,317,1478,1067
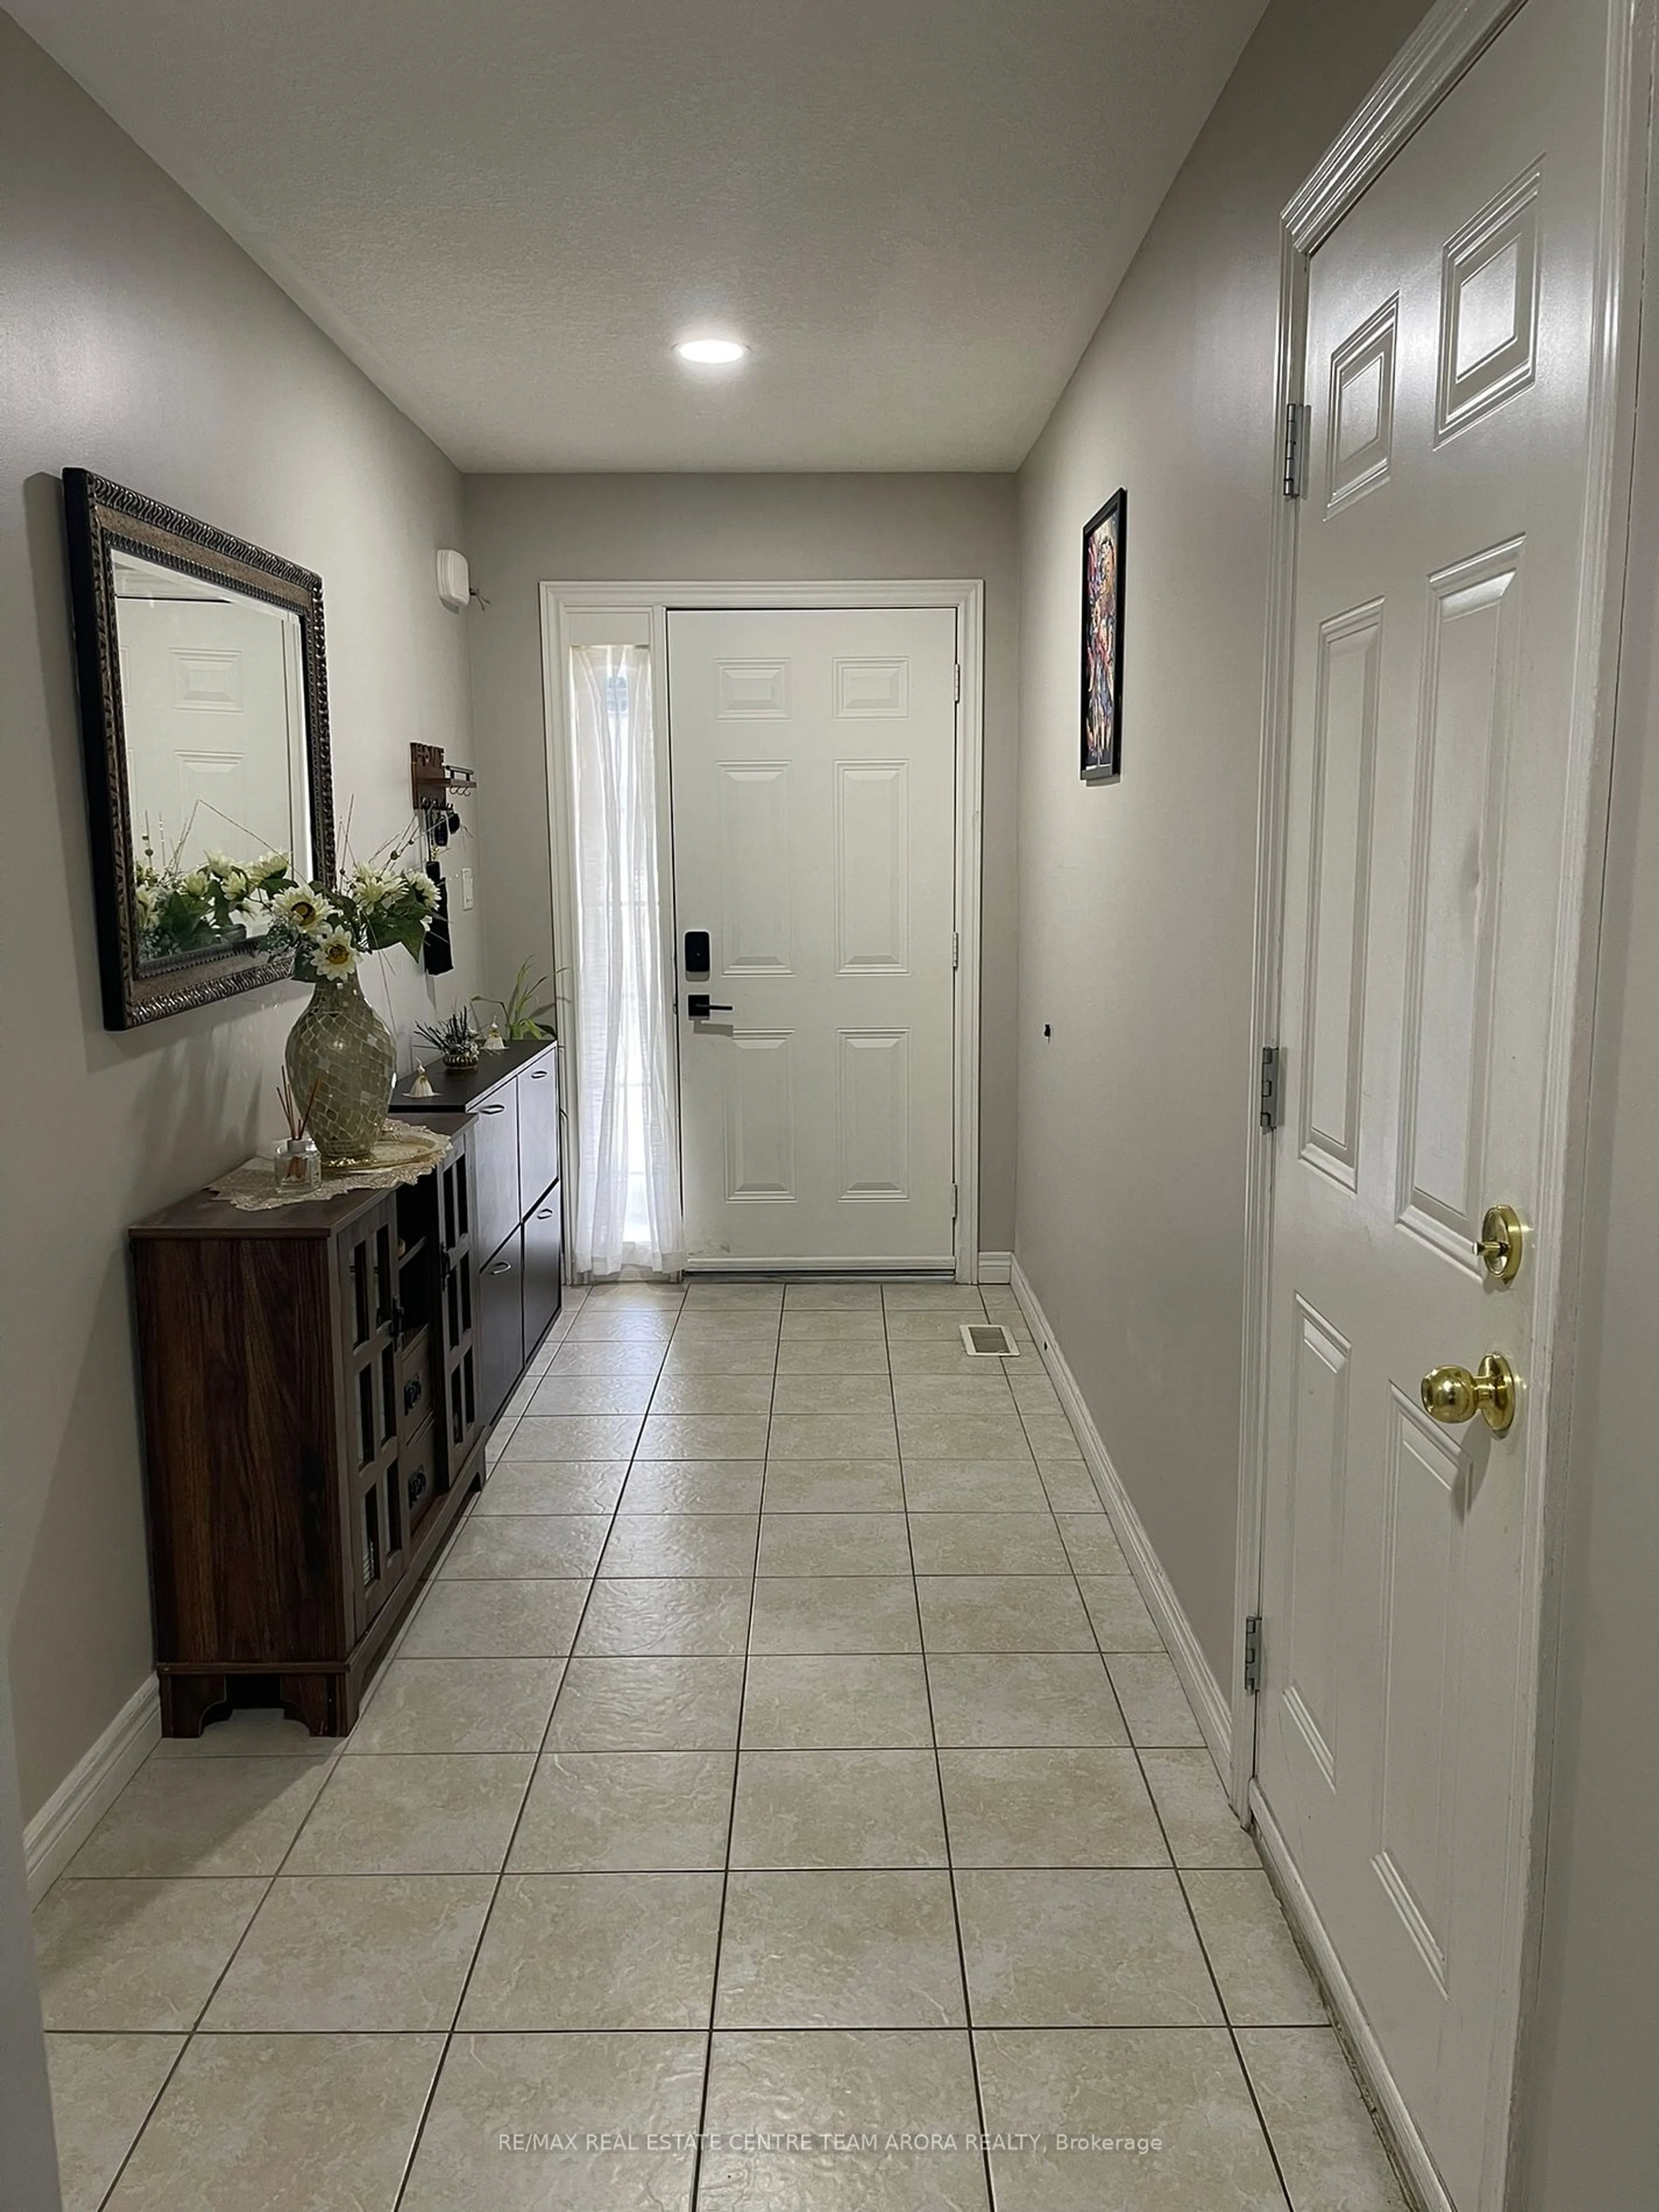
687,994,733,1019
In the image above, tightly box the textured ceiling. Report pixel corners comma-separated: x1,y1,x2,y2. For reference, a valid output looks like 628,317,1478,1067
12,0,1267,470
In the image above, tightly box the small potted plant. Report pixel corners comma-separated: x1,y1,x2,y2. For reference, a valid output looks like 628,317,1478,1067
416,1008,484,1072
474,960,559,1043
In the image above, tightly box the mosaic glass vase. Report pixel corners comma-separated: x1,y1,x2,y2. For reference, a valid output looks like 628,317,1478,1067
283,972,396,1166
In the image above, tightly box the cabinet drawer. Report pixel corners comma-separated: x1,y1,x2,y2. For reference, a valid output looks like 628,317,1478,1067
400,1412,439,1535
470,1081,520,1260
524,1187,563,1355
397,1324,434,1437
479,1228,525,1430
519,1052,560,1206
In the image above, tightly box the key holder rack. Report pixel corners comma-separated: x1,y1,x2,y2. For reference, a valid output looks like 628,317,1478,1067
411,744,478,849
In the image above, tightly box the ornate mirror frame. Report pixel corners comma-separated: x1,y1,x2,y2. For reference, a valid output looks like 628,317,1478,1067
63,469,337,1029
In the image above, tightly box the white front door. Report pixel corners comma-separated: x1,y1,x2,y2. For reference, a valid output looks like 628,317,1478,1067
667,606,959,1268
1255,1,1611,2205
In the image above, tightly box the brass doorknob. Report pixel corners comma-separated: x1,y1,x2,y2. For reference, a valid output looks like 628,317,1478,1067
1420,1352,1517,1435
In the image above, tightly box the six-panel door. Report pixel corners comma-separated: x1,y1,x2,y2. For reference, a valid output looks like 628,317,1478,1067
667,606,960,1267
1253,2,1607,2202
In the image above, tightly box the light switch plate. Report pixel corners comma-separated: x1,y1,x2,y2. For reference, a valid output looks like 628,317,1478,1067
461,866,474,911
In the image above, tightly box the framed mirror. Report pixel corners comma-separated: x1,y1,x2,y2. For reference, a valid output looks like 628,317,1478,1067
63,470,336,1029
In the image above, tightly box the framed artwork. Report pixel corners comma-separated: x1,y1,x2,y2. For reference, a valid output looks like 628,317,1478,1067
1081,487,1127,782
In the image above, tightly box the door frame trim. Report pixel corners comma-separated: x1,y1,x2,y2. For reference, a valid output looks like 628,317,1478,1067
1233,1,1652,2206
539,578,986,1282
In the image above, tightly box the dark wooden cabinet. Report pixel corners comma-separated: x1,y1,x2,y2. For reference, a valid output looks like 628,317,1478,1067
435,1138,480,1460
336,1199,409,1630
478,1229,526,1433
130,1115,484,1737
469,1087,521,1263
524,1189,564,1351
392,1041,562,1424
519,1055,560,1207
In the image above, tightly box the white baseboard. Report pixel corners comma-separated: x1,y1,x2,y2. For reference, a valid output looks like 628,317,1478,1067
1251,1786,1449,2212
976,1251,1013,1284
24,1676,160,1904
677,1265,960,1283
1010,1258,1233,1775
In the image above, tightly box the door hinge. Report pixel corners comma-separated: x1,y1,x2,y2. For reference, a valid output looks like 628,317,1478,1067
1259,1043,1284,1131
952,930,960,971
1283,401,1310,499
1244,1613,1264,1695
951,1182,960,1220
953,663,962,703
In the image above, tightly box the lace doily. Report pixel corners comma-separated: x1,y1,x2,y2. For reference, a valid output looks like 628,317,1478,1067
208,1121,450,1211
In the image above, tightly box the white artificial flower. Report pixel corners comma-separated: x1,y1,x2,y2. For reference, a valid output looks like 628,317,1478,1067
248,852,290,887
311,927,358,978
222,870,249,903
351,863,391,907
273,886,329,933
134,881,159,922
179,870,210,899
409,870,440,909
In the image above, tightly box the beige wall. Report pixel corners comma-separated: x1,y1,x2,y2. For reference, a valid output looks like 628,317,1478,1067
1013,0,1427,1688
0,1675,58,2209
0,12,481,1824
461,472,1020,1250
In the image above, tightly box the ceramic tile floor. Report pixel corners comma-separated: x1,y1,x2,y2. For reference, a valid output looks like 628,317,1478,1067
36,1279,1408,2212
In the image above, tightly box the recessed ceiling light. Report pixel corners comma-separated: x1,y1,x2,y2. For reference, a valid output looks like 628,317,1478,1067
675,337,748,365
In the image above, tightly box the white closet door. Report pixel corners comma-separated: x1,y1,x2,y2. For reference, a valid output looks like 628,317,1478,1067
1255,0,1610,2202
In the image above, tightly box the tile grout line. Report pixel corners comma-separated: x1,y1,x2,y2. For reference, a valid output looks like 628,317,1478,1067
1030,1361,1301,2212
60,2017,1366,2039
56,1849,1274,1877
957,1317,1297,2196
684,1286,775,2211
88,2030,194,2211
1136,1771,1300,2211
890,1284,1000,2212
391,1287,683,2212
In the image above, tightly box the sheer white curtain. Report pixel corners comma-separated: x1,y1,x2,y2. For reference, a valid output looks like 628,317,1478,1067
567,642,683,1278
